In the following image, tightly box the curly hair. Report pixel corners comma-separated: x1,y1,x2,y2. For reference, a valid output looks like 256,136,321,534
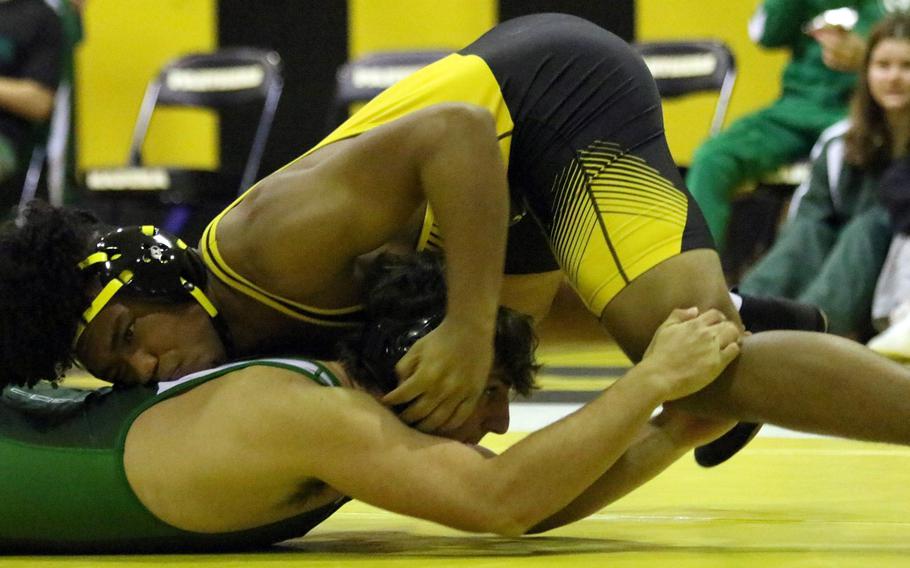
0,201,107,387
338,251,540,397
845,14,910,169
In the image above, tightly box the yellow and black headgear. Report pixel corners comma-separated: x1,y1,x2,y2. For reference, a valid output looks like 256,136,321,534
73,225,234,353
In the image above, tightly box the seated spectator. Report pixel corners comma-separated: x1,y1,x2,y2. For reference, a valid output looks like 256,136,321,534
687,1,888,249
0,0,63,211
738,13,910,339
864,152,910,357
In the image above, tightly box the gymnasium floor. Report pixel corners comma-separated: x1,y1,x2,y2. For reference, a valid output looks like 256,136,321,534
6,289,910,567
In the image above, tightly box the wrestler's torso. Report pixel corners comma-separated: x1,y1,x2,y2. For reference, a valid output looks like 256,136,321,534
201,51,518,354
202,13,685,340
0,359,348,553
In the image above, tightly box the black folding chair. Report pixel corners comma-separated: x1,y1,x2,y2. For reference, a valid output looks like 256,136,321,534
84,47,283,238
633,40,737,136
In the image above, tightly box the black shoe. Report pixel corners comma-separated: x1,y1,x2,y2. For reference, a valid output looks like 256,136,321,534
693,294,828,468
735,293,829,335
694,422,763,467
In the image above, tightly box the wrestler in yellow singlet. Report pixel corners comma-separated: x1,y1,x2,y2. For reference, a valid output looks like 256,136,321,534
201,13,713,325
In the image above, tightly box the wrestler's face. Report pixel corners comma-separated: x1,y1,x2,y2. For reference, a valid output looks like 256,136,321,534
868,38,910,114
75,296,227,385
438,372,512,445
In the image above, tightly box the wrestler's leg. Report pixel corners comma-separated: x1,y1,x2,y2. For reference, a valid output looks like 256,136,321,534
601,249,910,446
469,16,909,448
600,249,737,361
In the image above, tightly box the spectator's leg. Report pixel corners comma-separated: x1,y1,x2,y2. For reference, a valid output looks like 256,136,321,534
798,207,894,337
686,102,834,249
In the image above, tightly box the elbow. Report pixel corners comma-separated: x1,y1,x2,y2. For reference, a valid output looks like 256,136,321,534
470,481,539,537
454,500,529,537
478,513,529,538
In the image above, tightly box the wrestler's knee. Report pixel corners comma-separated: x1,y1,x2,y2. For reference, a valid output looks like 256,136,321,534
598,249,740,360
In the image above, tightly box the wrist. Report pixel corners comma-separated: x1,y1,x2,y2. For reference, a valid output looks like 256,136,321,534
622,360,676,406
443,306,497,334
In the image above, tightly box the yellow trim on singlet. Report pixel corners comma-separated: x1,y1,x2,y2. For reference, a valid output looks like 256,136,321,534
552,141,689,315
200,220,363,327
416,206,436,253
200,53,514,326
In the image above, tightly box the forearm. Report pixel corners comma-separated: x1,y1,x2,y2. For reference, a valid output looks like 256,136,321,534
297,365,670,536
487,363,671,534
419,105,508,333
526,415,695,533
0,77,54,122
316,309,739,535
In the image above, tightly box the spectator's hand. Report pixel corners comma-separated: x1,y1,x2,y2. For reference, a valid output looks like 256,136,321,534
641,307,743,401
809,27,866,72
383,318,493,432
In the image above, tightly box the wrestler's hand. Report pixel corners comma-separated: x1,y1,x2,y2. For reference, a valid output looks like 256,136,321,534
640,307,742,401
383,318,494,432
810,27,865,72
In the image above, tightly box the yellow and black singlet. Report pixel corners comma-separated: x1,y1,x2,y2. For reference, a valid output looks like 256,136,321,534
202,13,714,325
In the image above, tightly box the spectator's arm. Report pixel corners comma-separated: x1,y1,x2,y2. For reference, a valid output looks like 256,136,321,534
0,5,64,123
0,77,55,122
812,28,866,72
749,0,814,47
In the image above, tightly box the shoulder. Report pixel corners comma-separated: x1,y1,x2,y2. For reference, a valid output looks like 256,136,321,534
144,360,341,422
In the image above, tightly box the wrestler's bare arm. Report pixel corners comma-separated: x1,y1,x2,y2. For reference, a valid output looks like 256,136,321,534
220,102,510,431
219,102,507,306
528,408,735,533
124,308,740,536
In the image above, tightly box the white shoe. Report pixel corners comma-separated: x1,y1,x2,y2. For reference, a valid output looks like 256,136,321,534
868,310,910,361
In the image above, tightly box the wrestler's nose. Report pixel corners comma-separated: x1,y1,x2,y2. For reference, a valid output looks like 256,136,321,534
126,350,158,385
484,399,511,435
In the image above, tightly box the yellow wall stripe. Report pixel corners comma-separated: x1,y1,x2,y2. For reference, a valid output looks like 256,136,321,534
76,0,217,170
348,0,497,58
636,0,788,165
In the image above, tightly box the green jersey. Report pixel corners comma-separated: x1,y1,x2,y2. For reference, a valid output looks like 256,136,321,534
0,358,347,553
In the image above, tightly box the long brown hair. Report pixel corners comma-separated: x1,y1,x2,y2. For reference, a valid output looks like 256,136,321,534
845,13,910,170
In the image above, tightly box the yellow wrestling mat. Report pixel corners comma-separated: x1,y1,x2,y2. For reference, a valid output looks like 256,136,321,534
4,434,909,567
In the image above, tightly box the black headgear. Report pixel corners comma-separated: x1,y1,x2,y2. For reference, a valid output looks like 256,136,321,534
359,312,444,392
74,225,235,354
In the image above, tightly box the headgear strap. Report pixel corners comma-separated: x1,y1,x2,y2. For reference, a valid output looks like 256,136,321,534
73,225,235,355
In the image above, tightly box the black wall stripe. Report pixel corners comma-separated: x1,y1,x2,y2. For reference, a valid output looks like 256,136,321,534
498,0,635,42
217,1,348,178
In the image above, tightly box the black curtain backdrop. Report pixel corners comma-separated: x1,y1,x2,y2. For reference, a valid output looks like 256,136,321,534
217,1,348,179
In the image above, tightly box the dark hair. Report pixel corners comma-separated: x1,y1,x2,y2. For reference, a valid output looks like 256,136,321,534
338,252,539,397
845,13,910,169
0,201,107,387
